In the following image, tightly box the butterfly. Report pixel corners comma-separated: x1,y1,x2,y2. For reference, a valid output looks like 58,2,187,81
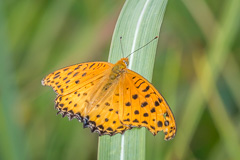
42,52,176,141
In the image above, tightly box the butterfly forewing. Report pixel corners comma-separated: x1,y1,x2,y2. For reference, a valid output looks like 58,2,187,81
42,62,113,95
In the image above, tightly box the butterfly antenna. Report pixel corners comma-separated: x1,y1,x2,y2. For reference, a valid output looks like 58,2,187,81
126,36,158,58
120,36,125,57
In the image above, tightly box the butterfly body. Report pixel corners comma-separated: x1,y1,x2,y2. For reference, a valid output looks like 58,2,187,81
102,58,128,90
42,57,176,140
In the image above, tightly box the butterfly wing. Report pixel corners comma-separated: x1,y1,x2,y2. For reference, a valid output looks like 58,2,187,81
42,62,113,95
42,61,130,135
83,84,130,135
118,69,176,140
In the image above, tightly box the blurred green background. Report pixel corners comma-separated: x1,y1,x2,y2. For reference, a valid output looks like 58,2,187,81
0,0,240,160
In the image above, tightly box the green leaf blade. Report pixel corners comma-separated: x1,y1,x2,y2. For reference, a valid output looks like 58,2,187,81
98,0,168,160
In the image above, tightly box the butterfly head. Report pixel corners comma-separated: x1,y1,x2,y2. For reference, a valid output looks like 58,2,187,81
120,57,129,67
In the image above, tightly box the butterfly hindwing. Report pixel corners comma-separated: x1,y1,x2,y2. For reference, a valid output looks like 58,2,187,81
85,84,130,135
119,70,176,140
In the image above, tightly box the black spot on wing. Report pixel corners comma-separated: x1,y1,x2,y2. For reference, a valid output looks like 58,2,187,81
150,126,155,130
125,102,131,106
132,94,138,99
142,86,150,92
145,94,150,98
65,80,70,83
164,120,169,126
105,102,110,106
155,101,160,106
106,127,113,131
98,125,104,130
73,72,79,77
157,121,163,127
75,80,80,84
151,108,156,113
117,126,124,129
83,64,88,70
141,102,148,107
133,119,139,123
142,121,148,124
123,118,130,122
143,113,149,117
134,110,139,115
158,98,162,103
89,63,96,69
53,75,60,79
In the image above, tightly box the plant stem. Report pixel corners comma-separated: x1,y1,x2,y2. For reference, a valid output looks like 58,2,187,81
98,0,168,160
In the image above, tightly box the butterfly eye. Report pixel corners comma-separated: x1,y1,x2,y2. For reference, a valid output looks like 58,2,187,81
123,60,128,66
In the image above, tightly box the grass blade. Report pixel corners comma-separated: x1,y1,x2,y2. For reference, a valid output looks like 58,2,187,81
98,0,168,160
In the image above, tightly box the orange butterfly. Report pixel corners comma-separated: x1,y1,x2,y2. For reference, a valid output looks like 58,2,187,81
42,45,176,141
